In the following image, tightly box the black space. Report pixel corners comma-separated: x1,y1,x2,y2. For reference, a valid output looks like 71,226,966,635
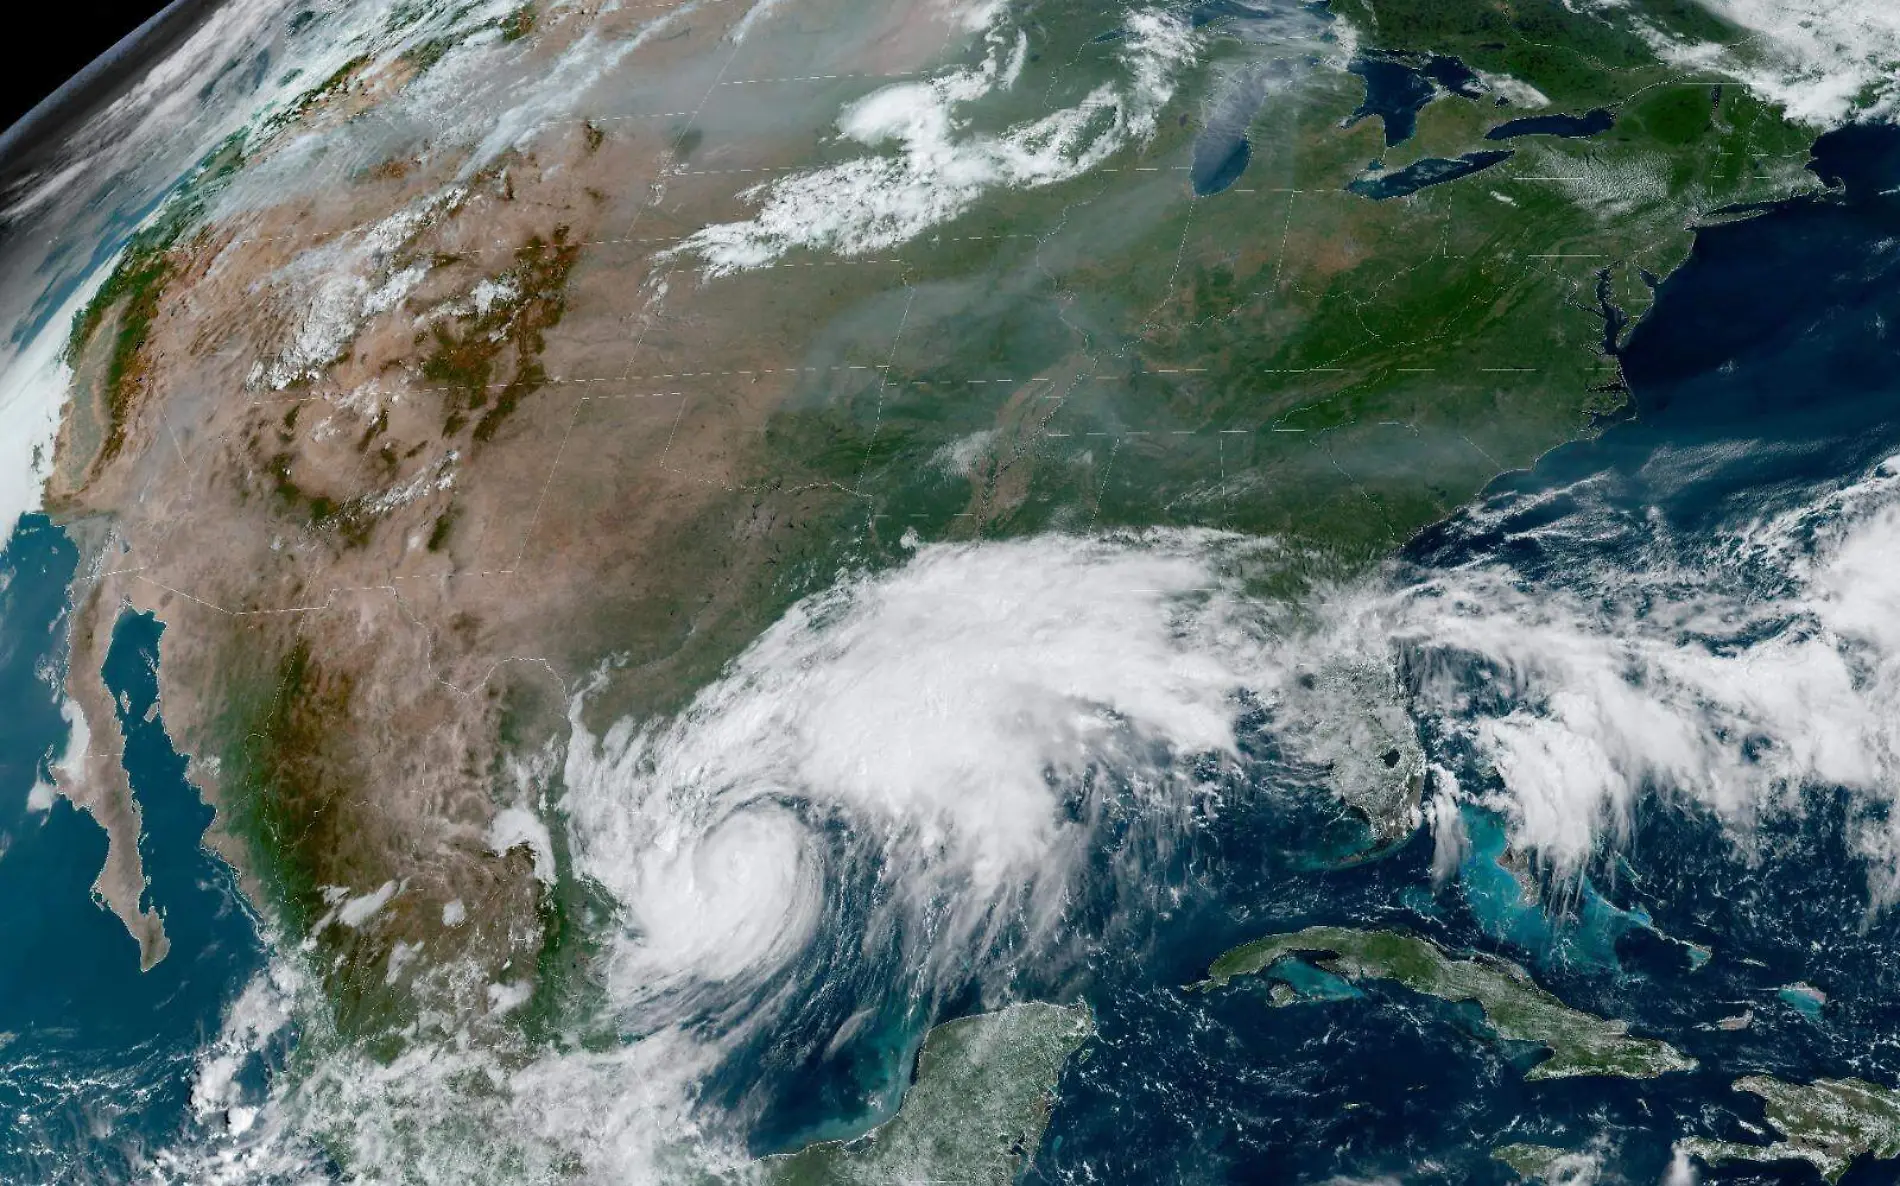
0,1,183,136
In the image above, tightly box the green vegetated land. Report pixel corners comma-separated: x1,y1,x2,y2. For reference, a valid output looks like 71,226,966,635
41,0,1844,1177
1492,1143,1600,1183
574,0,1826,739
759,1002,1094,1186
425,228,581,443
57,132,247,483
1680,1076,1900,1183
755,0,1817,586
1197,926,1696,1081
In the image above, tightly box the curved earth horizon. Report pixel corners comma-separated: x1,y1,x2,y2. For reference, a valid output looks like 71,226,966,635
5,1,1900,1183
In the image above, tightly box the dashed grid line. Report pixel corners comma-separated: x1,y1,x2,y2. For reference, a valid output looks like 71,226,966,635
224,232,679,254
244,356,1548,407
509,25,745,570
522,111,697,135
718,71,916,86
130,345,1550,619
668,164,806,176
97,0,1605,626
855,285,918,494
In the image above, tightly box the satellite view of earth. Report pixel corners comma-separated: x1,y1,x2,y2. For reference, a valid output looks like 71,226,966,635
8,0,1900,1181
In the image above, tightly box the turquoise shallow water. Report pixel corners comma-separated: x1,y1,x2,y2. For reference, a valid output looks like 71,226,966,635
11,90,1900,1186
1015,121,1900,1186
1457,806,1654,973
0,514,265,1180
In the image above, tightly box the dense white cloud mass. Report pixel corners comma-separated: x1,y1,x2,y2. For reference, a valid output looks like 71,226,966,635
158,530,1266,1182
151,443,1900,1179
1365,451,1900,892
563,530,1257,1001
673,7,1199,275
1660,0,1900,125
33,0,1900,1177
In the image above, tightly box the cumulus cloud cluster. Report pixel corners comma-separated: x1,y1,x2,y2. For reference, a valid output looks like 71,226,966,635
1655,0,1900,126
160,442,1900,1180
160,530,1267,1183
251,189,465,390
673,7,1199,275
562,530,1257,1006
1371,451,1900,896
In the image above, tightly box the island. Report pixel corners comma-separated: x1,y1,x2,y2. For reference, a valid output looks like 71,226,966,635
1196,926,1696,1080
34,0,1825,1007
761,1002,1094,1186
1493,1144,1599,1182
1779,981,1828,1021
1,0,1845,1173
1680,1076,1900,1184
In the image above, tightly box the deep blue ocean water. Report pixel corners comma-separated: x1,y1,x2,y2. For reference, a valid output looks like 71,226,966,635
0,515,265,1182
1022,122,1900,1185
744,122,1900,1183
12,89,1900,1186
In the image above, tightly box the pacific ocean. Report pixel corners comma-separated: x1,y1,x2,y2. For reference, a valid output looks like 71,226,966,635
0,514,267,1180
